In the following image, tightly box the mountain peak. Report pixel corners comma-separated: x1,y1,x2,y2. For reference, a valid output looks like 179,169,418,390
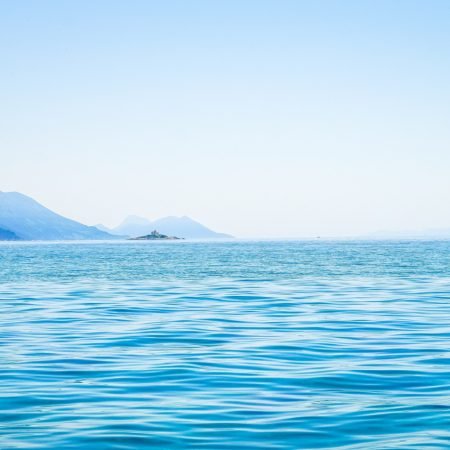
114,215,153,235
119,215,152,226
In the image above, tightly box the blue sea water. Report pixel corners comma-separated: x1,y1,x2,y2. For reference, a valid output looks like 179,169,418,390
1,240,450,449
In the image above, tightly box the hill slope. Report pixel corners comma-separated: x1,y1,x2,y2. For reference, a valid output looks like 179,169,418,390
0,227,19,240
0,191,116,240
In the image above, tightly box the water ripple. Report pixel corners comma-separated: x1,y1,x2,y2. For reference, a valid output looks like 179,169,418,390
1,241,450,448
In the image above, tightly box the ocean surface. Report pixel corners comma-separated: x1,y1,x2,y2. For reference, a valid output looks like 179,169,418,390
1,240,450,449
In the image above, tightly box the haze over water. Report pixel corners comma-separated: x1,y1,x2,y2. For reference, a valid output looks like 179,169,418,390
2,240,450,449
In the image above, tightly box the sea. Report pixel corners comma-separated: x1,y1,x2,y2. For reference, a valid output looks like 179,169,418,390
1,240,450,449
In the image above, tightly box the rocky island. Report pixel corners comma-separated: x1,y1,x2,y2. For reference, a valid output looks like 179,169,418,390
128,230,182,240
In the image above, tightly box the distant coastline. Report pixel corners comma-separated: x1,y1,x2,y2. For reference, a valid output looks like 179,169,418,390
0,191,232,241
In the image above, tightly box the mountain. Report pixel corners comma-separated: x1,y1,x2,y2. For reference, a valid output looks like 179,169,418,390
94,223,115,233
113,215,153,237
107,215,232,239
0,191,117,240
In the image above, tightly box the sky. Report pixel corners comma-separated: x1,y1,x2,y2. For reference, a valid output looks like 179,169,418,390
1,0,450,238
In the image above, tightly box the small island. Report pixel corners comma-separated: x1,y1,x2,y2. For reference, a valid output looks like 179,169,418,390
128,230,182,240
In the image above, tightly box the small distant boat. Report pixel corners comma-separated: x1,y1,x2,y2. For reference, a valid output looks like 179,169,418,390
128,230,183,241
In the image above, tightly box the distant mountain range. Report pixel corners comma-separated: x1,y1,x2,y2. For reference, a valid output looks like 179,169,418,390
362,229,450,240
99,215,232,239
0,191,232,241
0,191,117,240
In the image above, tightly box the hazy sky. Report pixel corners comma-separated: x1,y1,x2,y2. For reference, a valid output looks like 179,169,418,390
1,1,450,237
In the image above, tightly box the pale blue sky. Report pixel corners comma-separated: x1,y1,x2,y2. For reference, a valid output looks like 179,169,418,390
1,1,450,237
